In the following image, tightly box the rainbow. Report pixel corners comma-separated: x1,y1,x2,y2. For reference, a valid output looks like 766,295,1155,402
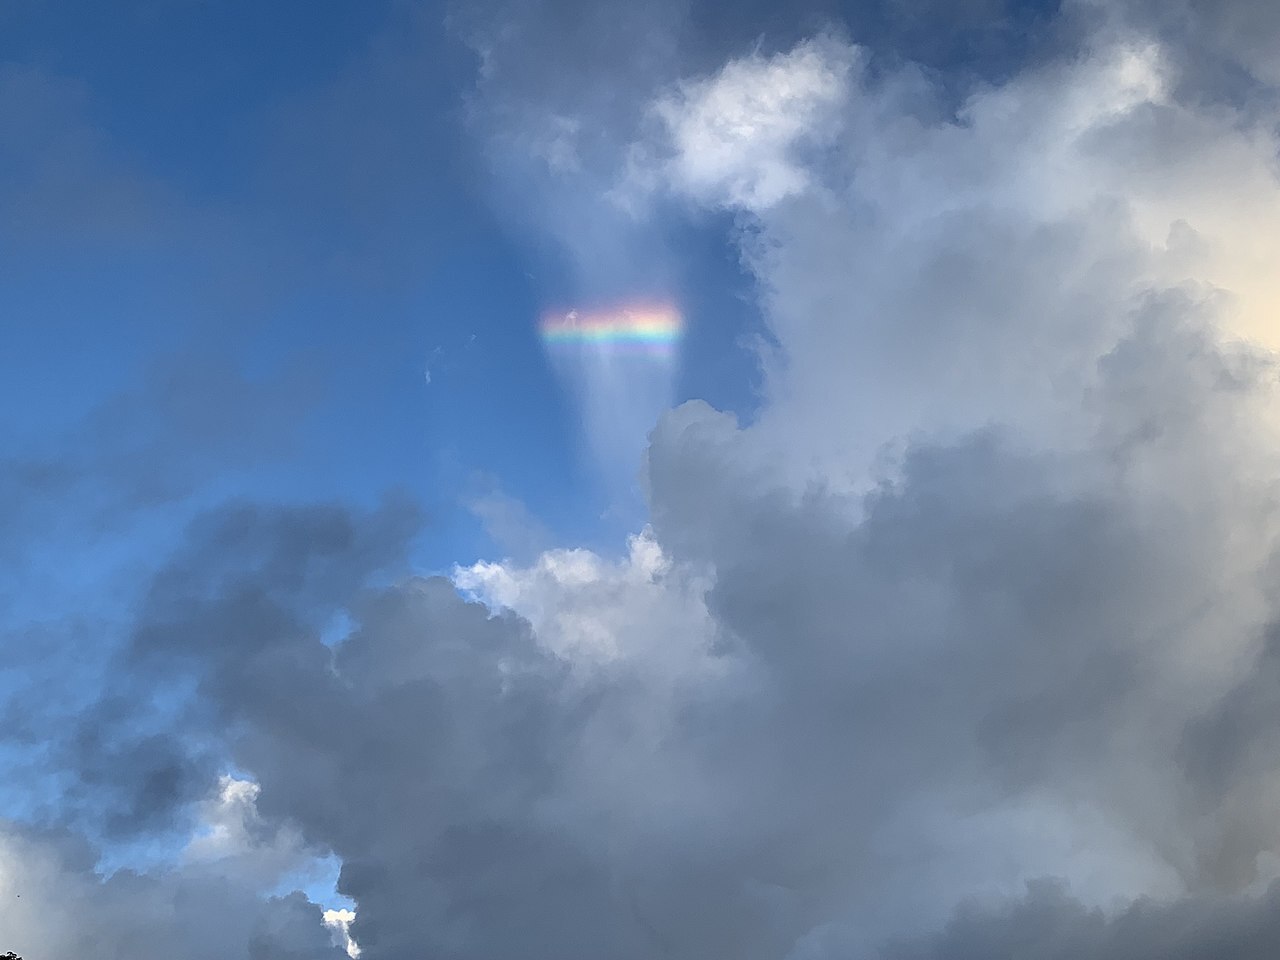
539,303,683,357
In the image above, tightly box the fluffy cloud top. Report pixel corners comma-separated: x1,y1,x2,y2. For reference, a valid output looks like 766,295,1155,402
631,37,855,211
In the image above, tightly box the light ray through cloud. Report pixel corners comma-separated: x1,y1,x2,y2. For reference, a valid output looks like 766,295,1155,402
538,301,684,497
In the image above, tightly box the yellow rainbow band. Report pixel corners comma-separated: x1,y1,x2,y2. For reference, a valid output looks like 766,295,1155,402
539,304,683,351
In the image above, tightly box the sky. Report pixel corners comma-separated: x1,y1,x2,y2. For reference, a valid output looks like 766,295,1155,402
4,0,1280,957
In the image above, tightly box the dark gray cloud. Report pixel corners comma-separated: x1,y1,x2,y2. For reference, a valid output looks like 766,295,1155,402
250,892,351,960
882,879,1280,960
3,495,419,855
84,307,1280,957
66,719,217,839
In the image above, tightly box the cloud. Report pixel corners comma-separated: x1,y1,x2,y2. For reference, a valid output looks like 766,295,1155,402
1092,0,1280,88
456,525,716,669
96,348,1280,958
881,878,1280,960
2,498,420,958
641,29,1280,491
456,0,694,297
536,303,687,497
0,822,346,960
323,908,361,958
465,482,555,562
87,308,1280,958
627,36,856,211
296,15,1280,958
184,776,317,888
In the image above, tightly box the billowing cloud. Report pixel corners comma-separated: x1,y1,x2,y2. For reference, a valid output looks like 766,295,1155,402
317,15,1280,958
662,33,1280,486
626,37,855,211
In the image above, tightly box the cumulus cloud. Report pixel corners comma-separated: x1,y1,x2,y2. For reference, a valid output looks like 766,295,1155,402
309,10,1280,957
649,29,1280,494
184,776,318,887
626,37,855,211
88,332,1280,959
456,526,716,671
323,908,361,958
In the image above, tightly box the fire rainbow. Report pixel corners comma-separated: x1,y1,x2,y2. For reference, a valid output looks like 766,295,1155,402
539,304,684,358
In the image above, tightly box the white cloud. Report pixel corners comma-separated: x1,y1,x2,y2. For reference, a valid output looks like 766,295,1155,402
627,37,855,212
185,776,264,861
183,775,319,891
323,908,360,958
630,34,1280,494
456,527,717,675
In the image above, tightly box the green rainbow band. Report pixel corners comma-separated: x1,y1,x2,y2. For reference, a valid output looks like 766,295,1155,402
539,305,683,346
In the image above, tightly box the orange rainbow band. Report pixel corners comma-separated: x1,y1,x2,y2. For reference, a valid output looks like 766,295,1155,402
539,304,683,353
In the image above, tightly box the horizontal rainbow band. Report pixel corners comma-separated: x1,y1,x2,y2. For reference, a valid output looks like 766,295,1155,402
539,304,683,355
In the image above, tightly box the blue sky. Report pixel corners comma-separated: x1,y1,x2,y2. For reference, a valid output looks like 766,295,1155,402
8,1,1280,958
0,0,786,572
